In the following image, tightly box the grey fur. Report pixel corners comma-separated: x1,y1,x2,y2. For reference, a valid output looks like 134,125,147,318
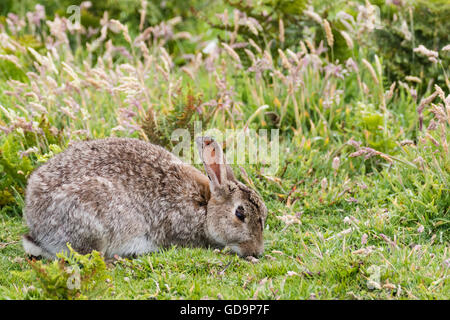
23,137,267,259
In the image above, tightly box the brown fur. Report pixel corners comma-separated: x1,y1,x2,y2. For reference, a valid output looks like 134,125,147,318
23,137,266,259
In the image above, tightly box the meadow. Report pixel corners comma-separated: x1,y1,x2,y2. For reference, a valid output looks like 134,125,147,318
0,0,449,299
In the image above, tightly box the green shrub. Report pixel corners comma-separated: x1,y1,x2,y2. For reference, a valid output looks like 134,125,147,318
141,89,213,148
0,117,64,208
16,244,112,300
374,0,450,91
0,134,33,207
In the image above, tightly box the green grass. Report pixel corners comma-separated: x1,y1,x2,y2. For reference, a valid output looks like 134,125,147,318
0,141,448,299
0,0,449,300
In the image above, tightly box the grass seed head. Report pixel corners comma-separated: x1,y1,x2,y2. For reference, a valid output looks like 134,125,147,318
323,19,334,47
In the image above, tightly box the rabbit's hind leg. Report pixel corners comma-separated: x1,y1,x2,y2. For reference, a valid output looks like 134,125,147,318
22,234,55,259
26,181,111,258
23,232,104,260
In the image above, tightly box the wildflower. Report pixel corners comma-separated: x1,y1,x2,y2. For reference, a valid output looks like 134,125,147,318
347,138,362,149
379,233,398,249
413,156,424,169
19,147,39,158
430,103,447,124
414,45,439,63
0,54,22,69
215,10,229,26
425,133,440,147
286,49,300,65
80,1,92,10
202,40,218,55
246,18,260,36
332,156,340,171
28,102,48,114
122,25,132,44
160,47,173,72
321,177,328,192
356,0,379,33
399,20,412,40
324,63,346,79
349,145,393,163
305,39,315,53
323,19,334,47
374,54,382,77
299,41,308,55
434,84,446,102
62,62,80,85
248,38,262,54
173,31,192,40
352,246,375,256
107,19,122,33
340,30,354,49
337,11,355,33
26,4,46,27
417,91,438,117
361,233,368,245
6,13,26,34
405,76,422,83
139,0,147,31
304,9,323,25
346,58,359,73
233,8,240,27
181,67,194,80
262,50,273,68
336,11,355,24
46,16,70,46
362,59,379,85
444,259,450,269
244,49,255,64
221,42,241,63
400,139,415,146
385,82,396,101
427,120,438,131
279,19,285,43
276,215,301,226
327,228,353,241
278,49,291,69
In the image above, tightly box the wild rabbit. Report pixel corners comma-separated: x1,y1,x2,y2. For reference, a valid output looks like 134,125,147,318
23,136,267,259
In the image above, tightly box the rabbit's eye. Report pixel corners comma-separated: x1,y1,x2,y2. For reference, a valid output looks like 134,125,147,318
235,206,245,222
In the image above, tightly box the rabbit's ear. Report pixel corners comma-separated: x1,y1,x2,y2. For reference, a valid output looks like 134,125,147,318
196,136,235,190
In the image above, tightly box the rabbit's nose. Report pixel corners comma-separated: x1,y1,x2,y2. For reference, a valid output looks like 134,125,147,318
252,247,264,258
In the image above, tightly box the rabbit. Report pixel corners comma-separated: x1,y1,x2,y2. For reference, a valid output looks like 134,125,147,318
22,136,267,260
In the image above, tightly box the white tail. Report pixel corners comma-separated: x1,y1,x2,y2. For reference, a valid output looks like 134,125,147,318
22,235,53,259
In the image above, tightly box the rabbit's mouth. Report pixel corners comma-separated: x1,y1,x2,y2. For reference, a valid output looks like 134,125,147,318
228,243,263,258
